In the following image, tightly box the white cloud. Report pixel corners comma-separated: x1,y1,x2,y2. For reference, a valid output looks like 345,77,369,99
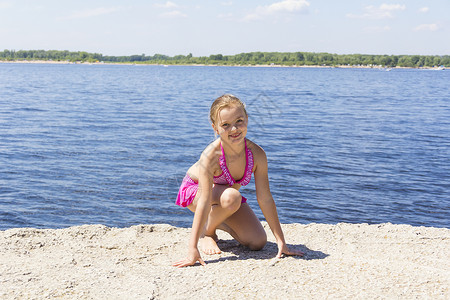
414,23,440,32
221,1,233,6
159,10,187,18
243,0,310,21
379,4,405,11
218,13,234,20
61,7,121,20
418,7,429,13
155,1,186,18
155,1,179,9
347,3,406,19
264,0,310,13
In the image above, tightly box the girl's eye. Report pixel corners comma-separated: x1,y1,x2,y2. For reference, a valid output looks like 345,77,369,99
236,119,243,123
222,123,229,128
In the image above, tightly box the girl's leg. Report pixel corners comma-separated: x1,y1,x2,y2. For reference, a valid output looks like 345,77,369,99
188,185,243,254
188,185,267,254
220,203,267,251
204,186,243,237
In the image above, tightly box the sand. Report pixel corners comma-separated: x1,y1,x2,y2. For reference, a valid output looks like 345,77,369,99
1,222,448,299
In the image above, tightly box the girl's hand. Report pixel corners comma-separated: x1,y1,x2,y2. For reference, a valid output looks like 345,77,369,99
276,242,305,258
173,247,206,268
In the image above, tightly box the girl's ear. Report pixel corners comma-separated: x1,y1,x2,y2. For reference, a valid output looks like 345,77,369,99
211,123,218,135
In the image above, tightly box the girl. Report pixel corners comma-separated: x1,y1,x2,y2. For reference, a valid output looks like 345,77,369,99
173,94,303,267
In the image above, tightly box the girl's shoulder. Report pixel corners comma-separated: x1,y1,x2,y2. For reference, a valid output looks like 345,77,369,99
203,138,221,154
246,139,267,161
190,139,221,178
199,139,222,163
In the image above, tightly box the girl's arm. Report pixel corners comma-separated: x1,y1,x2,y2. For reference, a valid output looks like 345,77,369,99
173,145,217,267
253,146,304,258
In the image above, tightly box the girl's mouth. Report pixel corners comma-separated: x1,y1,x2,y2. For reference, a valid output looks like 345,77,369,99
230,132,241,139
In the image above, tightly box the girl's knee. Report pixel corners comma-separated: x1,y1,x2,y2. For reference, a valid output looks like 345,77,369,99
220,188,242,211
247,232,267,251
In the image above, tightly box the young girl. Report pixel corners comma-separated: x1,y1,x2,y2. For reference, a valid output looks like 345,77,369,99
173,94,304,267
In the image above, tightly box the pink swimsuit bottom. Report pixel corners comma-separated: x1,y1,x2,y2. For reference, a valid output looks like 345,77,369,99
176,139,254,208
176,174,247,207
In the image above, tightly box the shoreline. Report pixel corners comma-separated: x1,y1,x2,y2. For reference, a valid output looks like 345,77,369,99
0,59,445,70
1,222,448,299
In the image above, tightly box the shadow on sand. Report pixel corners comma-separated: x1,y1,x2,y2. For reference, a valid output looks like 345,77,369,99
203,239,329,265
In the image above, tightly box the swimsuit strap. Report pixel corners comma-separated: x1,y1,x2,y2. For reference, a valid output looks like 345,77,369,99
218,142,235,186
239,140,254,186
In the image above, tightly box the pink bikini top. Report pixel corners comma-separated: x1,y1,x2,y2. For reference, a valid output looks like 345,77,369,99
213,139,254,187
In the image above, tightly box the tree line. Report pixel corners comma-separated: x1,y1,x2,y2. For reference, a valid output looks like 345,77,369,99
1,49,449,68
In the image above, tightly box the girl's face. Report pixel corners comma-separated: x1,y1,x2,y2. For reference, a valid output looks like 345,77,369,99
213,105,248,145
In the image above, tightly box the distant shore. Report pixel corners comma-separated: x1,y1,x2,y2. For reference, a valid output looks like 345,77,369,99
0,59,445,70
1,222,448,299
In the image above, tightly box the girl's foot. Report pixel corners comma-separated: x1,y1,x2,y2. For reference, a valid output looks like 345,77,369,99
200,234,221,255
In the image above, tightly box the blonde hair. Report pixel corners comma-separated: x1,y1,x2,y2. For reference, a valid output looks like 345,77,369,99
210,94,248,126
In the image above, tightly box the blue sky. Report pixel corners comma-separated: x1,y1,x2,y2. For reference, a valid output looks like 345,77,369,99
1,0,449,56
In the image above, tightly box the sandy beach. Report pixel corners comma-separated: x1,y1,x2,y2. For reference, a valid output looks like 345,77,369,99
1,222,448,299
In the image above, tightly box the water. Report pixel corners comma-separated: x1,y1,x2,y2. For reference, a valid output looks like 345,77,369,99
0,63,449,230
